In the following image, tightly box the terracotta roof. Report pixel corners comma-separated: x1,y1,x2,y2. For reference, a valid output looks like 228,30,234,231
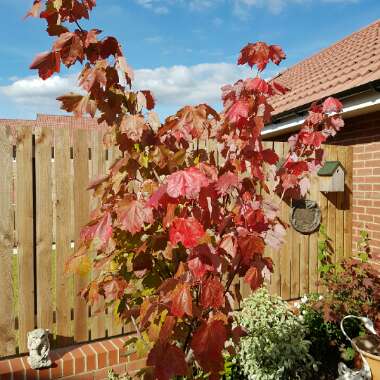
270,20,380,116
0,119,35,128
36,114,107,129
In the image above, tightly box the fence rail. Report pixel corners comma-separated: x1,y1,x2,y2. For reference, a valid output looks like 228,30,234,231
0,126,353,358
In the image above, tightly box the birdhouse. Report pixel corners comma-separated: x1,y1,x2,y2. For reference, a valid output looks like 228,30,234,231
318,161,346,192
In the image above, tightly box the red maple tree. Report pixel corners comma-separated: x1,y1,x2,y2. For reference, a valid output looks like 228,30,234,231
27,2,344,379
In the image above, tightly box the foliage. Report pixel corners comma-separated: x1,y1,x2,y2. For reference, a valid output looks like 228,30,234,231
107,369,132,380
298,294,361,380
27,1,344,379
314,229,380,332
235,288,317,380
295,228,380,378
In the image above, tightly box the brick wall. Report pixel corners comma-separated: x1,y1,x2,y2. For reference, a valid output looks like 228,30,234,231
0,336,146,380
352,142,380,262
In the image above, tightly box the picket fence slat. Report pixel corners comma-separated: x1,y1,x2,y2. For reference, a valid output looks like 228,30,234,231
73,129,90,342
16,127,35,353
344,147,353,257
0,127,16,357
54,128,73,345
308,153,320,294
90,130,107,341
276,142,290,300
35,127,54,333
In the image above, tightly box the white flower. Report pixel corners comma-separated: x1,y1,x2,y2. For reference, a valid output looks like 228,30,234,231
318,295,324,300
301,295,308,304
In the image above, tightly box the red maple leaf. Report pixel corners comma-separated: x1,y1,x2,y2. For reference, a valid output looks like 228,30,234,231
265,223,286,251
170,282,192,318
262,148,279,165
322,97,343,113
269,44,286,65
80,211,113,248
200,277,225,309
147,342,188,380
53,31,84,67
284,160,309,176
226,100,249,123
245,77,272,95
298,131,326,147
169,217,205,248
237,233,265,265
215,171,239,195
280,173,298,191
102,277,128,301
116,199,153,234
25,0,41,18
78,61,107,91
160,104,219,142
238,42,285,71
120,114,147,142
272,80,290,95
57,94,97,118
188,245,215,280
30,51,61,80
166,167,209,199
244,266,263,291
191,320,227,376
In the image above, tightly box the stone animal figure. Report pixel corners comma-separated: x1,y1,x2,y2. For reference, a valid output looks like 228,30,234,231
336,315,377,380
27,329,52,369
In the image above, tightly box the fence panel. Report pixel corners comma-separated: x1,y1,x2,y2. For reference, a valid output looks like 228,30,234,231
0,132,353,357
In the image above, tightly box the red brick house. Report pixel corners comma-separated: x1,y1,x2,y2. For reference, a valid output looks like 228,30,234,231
265,19,380,260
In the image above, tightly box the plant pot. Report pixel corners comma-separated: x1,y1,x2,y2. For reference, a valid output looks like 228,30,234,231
352,335,380,380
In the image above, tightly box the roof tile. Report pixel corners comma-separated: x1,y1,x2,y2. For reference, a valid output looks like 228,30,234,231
270,20,380,116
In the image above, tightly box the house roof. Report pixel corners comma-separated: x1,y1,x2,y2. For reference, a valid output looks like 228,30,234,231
36,114,106,129
0,115,107,130
270,20,380,117
0,119,35,128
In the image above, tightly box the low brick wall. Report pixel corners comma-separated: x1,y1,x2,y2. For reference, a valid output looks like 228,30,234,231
353,142,380,263
0,337,146,380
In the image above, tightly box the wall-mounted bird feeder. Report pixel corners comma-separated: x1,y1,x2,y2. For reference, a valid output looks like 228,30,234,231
318,160,346,192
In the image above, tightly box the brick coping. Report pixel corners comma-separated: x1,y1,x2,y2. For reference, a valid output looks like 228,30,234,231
0,336,146,380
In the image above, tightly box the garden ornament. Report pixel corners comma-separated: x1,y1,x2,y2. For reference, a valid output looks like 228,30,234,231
27,328,52,369
336,315,378,380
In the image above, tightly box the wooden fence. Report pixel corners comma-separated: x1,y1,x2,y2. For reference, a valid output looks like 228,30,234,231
262,141,353,299
0,126,353,358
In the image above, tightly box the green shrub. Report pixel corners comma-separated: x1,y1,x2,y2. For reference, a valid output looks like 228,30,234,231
235,288,317,380
298,294,361,379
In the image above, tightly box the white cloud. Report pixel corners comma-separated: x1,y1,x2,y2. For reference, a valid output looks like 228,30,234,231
0,62,258,118
233,0,308,15
134,0,169,14
144,36,164,43
134,62,254,107
0,75,79,116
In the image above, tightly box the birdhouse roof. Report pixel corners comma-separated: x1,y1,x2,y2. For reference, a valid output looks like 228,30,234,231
318,161,345,176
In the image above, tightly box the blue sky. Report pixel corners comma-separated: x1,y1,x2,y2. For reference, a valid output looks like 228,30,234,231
0,0,379,120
